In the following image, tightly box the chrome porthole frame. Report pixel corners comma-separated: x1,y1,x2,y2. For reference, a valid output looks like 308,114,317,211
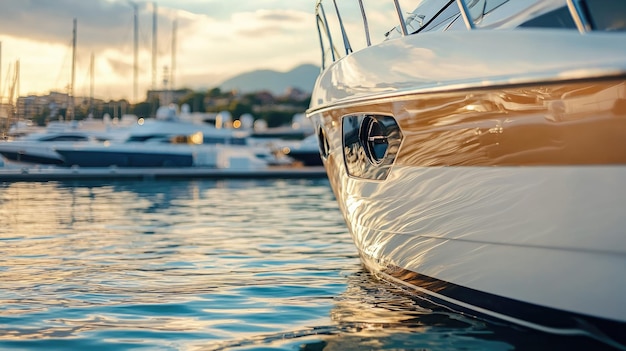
317,126,330,160
342,114,403,181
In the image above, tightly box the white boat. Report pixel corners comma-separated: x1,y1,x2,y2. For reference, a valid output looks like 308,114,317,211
307,0,626,348
53,142,268,170
0,118,131,165
6,120,46,138
0,106,280,169
277,134,323,166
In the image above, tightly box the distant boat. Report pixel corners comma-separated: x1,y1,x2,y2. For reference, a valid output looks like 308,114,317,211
53,142,267,169
0,105,277,169
307,0,626,348
0,119,129,165
280,134,322,166
6,120,46,139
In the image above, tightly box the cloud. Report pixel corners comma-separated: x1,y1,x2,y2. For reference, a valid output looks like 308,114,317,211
105,56,134,77
0,0,130,48
0,0,321,101
233,9,311,37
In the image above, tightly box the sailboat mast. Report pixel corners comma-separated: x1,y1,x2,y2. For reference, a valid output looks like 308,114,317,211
15,60,19,122
133,3,138,103
90,52,94,115
0,41,3,102
4,61,15,132
171,19,177,91
152,2,157,90
0,41,2,136
68,18,77,121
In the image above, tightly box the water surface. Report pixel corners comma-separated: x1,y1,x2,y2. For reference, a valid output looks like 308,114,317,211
0,179,612,350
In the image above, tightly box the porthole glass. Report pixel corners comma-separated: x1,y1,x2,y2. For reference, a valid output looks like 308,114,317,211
342,114,402,180
317,127,330,159
360,116,389,164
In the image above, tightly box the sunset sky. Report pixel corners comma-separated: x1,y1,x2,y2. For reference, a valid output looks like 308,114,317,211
0,0,317,103
0,0,408,103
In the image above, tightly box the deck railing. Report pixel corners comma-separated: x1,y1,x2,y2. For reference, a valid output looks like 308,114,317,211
315,0,617,68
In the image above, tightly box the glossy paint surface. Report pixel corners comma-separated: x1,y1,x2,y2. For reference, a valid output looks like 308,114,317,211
309,30,626,110
307,28,626,334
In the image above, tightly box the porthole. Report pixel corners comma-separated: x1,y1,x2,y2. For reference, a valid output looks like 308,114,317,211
317,126,330,159
342,114,402,181
359,116,389,165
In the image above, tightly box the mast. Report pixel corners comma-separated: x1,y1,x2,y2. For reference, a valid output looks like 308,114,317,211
6,60,19,130
90,52,94,116
171,18,177,91
0,41,2,103
0,41,3,136
68,18,77,121
132,2,139,103
15,60,19,123
152,2,157,90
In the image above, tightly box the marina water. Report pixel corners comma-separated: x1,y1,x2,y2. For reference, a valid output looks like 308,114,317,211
0,179,614,350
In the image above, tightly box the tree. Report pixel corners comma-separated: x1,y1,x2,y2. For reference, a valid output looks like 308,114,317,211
33,107,51,126
207,87,222,98
228,101,253,119
179,91,207,113
132,102,154,117
258,111,293,128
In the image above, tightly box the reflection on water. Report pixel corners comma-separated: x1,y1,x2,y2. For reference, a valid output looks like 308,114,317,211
0,179,615,350
0,179,353,348
206,271,500,350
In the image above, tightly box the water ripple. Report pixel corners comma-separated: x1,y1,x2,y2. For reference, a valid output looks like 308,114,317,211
0,179,609,350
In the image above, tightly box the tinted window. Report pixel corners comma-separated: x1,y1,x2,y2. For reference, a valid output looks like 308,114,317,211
520,6,576,29
416,1,460,33
41,135,89,142
465,0,510,23
485,0,510,13
586,0,626,31
413,0,511,33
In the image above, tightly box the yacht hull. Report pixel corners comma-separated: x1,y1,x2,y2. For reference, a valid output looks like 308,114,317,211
55,148,194,168
0,150,64,165
307,30,626,346
0,142,65,165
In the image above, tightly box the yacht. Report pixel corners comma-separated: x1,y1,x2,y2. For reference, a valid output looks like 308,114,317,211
279,134,323,166
0,106,275,169
0,119,130,165
307,0,626,348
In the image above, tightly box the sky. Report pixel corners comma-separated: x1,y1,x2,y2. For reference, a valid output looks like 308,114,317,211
0,0,324,103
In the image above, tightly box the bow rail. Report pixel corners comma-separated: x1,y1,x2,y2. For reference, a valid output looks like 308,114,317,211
315,0,621,69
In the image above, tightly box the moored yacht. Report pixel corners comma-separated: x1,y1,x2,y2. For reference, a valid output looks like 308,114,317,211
0,118,132,165
279,134,323,166
0,105,279,169
307,0,626,348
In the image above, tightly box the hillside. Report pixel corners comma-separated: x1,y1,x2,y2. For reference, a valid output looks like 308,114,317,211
219,64,320,95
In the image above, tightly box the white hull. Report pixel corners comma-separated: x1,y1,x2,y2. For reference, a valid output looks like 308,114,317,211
307,1,626,346
347,166,626,322
0,141,65,165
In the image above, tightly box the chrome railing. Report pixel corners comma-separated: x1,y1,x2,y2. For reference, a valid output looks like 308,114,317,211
315,0,615,68
456,0,476,29
315,0,408,68
316,0,466,68
566,0,592,33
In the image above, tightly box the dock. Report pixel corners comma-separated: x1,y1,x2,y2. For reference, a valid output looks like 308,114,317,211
0,165,328,182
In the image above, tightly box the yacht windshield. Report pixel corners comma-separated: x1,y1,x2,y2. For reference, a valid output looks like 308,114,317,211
405,0,454,33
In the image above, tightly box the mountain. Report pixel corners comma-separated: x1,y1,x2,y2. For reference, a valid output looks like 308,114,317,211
219,64,320,95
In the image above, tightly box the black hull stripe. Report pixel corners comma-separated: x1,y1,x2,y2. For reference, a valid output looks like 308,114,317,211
0,152,63,165
55,150,194,168
363,257,626,348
